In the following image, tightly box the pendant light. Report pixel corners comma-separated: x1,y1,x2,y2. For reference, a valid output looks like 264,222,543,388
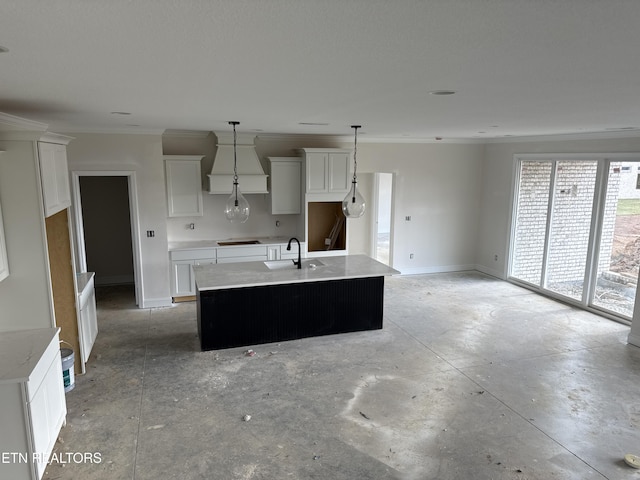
342,125,366,218
224,121,250,223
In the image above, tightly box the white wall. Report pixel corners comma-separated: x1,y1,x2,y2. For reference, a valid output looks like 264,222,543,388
0,139,54,331
65,133,171,308
355,142,485,274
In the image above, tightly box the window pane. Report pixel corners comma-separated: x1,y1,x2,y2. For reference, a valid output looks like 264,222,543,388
593,161,639,318
544,161,597,300
511,161,552,284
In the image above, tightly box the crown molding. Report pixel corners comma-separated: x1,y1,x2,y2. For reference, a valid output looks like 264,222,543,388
0,112,49,132
485,129,640,143
52,126,166,136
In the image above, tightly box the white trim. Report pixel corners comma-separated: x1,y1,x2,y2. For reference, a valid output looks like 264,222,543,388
628,333,640,348
475,264,506,280
70,170,144,308
399,264,476,275
51,126,165,136
515,152,640,161
140,297,173,309
0,112,48,131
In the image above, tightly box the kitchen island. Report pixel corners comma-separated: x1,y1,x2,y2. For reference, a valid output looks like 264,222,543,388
193,254,399,351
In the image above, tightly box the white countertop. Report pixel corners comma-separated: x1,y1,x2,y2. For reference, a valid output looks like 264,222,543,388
168,237,298,251
193,254,399,291
0,328,60,383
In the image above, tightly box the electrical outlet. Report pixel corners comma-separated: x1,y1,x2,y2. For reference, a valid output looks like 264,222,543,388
410,253,414,259
494,254,498,261
147,230,155,238
405,216,411,221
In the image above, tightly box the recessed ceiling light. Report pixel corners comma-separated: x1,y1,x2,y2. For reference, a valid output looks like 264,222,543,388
0,46,8,53
429,90,456,96
110,111,132,115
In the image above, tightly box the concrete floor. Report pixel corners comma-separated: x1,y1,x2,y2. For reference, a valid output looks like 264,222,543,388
43,272,640,480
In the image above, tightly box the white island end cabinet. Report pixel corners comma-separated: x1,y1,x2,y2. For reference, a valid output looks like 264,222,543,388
0,328,67,480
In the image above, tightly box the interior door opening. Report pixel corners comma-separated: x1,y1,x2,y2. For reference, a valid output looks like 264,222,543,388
71,171,142,307
372,173,393,266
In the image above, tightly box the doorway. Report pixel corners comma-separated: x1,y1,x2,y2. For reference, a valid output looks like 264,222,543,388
71,171,143,306
372,173,393,266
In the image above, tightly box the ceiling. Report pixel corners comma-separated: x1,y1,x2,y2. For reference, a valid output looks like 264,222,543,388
2,0,640,141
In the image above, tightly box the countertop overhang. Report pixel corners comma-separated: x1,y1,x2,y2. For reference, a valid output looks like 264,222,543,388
193,254,399,291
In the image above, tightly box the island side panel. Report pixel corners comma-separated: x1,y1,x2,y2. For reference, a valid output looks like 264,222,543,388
197,276,384,351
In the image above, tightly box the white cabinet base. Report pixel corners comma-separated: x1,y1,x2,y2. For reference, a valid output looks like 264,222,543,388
0,328,67,480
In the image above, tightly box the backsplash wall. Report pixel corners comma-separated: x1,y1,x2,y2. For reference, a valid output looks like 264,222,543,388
165,193,300,242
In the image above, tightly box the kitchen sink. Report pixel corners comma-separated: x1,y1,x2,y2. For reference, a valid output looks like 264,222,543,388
217,240,261,246
264,259,325,270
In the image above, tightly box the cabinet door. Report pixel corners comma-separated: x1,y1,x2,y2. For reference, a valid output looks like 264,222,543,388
165,158,204,217
328,152,351,193
29,355,66,479
54,144,71,209
38,142,71,217
269,159,301,214
172,260,195,296
306,153,328,193
0,199,8,282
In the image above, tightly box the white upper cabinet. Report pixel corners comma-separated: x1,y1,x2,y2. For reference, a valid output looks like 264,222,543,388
164,155,205,217
268,157,301,214
38,142,71,217
0,194,8,282
299,149,351,195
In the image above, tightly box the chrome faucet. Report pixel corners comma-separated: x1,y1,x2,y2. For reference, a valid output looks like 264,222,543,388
286,237,301,269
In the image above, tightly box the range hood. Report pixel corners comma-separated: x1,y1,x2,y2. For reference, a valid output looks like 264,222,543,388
208,132,268,194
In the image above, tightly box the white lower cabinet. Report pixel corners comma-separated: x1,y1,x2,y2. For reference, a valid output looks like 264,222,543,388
0,328,67,480
170,249,216,298
216,245,268,264
169,242,307,298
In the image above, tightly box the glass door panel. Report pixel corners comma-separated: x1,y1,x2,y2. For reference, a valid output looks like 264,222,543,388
510,161,552,285
544,161,598,300
592,161,640,318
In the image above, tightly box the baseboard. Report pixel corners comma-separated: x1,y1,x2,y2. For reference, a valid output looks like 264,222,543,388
140,297,173,308
628,333,640,348
474,264,506,280
398,263,476,276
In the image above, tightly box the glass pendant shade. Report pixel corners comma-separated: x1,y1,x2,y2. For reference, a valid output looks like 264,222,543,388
343,124,366,218
224,120,250,223
224,182,250,223
342,180,366,218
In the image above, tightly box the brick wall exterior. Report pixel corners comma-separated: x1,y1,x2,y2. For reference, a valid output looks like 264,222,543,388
512,160,621,286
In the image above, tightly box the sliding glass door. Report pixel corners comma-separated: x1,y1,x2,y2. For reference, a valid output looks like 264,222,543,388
510,156,640,322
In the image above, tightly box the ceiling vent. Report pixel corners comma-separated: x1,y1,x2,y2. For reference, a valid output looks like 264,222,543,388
208,132,268,194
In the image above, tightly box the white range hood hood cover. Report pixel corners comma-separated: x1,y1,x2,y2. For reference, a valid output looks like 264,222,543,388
208,132,268,194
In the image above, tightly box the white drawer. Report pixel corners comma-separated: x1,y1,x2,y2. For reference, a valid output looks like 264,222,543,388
216,255,267,263
170,248,217,261
216,245,267,258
